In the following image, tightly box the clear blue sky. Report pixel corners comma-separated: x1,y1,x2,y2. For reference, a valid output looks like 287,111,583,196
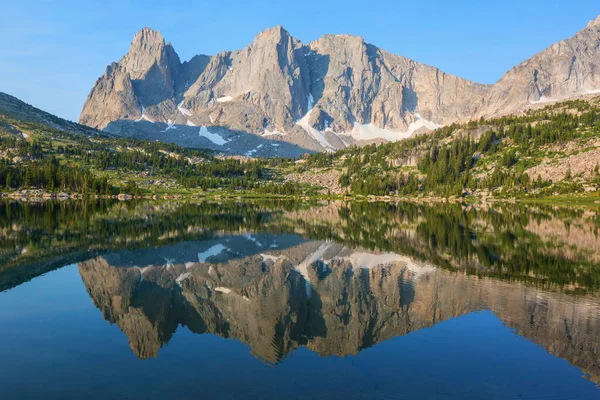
1,0,598,122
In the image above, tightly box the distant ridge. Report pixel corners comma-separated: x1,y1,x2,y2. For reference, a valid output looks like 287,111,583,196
0,92,102,137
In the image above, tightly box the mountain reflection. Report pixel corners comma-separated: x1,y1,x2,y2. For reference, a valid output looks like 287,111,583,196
78,236,600,383
1,199,599,383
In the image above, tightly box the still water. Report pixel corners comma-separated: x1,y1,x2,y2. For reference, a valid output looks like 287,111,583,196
0,200,598,399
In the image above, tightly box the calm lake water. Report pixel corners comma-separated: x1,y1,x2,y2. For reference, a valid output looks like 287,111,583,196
0,200,599,399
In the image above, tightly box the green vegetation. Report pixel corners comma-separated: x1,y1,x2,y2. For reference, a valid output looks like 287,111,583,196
0,199,312,290
0,116,310,197
3,97,600,200
1,199,598,294
285,201,600,293
303,98,600,198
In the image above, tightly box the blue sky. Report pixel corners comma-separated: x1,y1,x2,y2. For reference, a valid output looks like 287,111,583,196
1,0,599,122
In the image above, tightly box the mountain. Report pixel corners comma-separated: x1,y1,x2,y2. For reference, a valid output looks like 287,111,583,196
79,17,600,157
77,239,600,382
478,15,600,117
78,27,488,156
0,92,101,137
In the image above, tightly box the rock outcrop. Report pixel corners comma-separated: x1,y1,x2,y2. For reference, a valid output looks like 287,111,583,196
478,16,600,117
78,27,488,155
80,17,600,156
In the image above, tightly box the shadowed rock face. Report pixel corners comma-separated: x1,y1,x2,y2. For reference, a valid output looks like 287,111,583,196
304,35,488,134
78,239,600,382
80,18,600,155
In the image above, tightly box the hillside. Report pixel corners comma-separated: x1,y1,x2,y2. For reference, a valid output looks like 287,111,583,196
2,91,600,200
290,96,600,199
0,94,309,198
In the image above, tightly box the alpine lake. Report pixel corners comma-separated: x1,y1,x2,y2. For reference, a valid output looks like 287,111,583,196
0,199,599,399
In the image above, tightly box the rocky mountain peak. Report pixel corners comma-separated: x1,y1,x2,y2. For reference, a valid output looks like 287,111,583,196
588,15,600,28
251,25,297,50
121,27,174,80
321,33,365,43
308,33,367,54
255,25,288,38
131,27,165,49
80,15,600,156
478,15,600,118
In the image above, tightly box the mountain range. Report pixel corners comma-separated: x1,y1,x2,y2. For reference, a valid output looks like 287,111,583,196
78,237,600,383
77,15,600,157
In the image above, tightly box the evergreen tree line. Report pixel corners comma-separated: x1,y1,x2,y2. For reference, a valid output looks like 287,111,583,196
0,157,111,194
318,99,600,196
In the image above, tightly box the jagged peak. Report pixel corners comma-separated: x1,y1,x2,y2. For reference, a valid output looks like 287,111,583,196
134,27,163,39
307,33,367,54
587,15,600,28
309,33,367,50
322,33,365,42
104,61,119,77
130,27,165,51
253,25,293,44
118,27,178,80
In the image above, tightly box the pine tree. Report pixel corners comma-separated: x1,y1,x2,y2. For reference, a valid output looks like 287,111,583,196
5,172,12,189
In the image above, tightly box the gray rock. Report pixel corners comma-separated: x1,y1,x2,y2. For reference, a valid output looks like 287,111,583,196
79,17,600,155
479,16,600,117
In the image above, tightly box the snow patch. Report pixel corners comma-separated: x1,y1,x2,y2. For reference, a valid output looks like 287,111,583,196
244,233,263,247
295,243,333,296
351,113,441,141
263,128,287,136
296,94,335,151
261,254,284,263
584,89,600,95
162,120,177,132
307,92,315,109
245,144,263,157
337,252,436,277
186,120,196,127
199,127,229,146
163,257,176,269
214,287,231,294
197,244,227,263
178,103,193,116
350,123,409,141
135,112,154,123
134,266,151,283
176,272,191,285
139,266,152,274
216,96,232,103
295,93,440,146
531,96,554,104
406,113,443,135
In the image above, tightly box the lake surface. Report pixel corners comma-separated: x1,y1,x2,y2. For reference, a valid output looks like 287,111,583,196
0,200,599,399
